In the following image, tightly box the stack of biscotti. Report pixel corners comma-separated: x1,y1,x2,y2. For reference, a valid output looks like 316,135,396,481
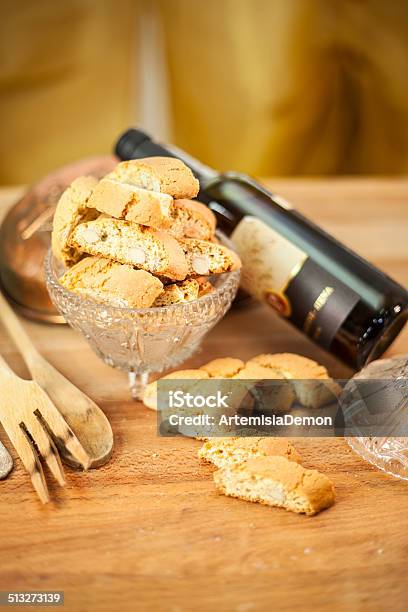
51,157,241,309
143,353,340,411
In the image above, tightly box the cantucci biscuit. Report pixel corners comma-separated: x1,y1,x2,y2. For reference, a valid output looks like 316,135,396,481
153,279,200,307
86,178,173,229
143,369,209,410
180,238,241,276
201,357,245,378
197,278,214,297
60,257,163,308
168,199,216,240
233,363,296,414
106,156,199,199
52,176,99,266
198,437,301,469
247,353,341,408
69,217,188,281
213,455,335,515
232,363,281,380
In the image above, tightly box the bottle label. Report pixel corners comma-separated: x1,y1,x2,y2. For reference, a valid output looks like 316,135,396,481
231,216,359,349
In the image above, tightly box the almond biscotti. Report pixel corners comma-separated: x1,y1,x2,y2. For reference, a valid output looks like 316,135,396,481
168,199,216,240
86,178,173,229
213,456,335,515
180,238,241,276
198,437,301,469
233,363,296,413
200,357,245,378
153,279,200,307
197,278,214,297
60,257,163,308
247,353,341,408
106,157,199,199
52,176,99,266
69,217,189,281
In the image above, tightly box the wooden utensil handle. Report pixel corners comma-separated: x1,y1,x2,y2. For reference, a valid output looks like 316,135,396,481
0,352,17,382
0,291,39,367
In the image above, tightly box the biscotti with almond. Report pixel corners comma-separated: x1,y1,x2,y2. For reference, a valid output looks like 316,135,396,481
153,279,200,307
86,178,173,229
106,157,199,199
69,217,189,281
199,437,301,469
197,278,214,297
200,357,245,378
213,455,335,515
233,362,296,413
52,176,99,266
60,256,163,308
168,199,216,240
153,278,214,306
247,353,340,408
180,238,241,276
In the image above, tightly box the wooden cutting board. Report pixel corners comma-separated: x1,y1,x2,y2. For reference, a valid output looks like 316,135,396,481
0,179,407,611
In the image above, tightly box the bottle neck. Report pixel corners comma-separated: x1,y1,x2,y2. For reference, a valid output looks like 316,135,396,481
114,129,286,231
115,128,218,186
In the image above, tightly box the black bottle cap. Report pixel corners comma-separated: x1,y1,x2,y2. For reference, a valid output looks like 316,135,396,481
115,128,173,161
114,128,150,159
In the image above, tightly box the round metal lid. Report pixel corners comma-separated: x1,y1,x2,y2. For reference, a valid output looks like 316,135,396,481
0,156,116,324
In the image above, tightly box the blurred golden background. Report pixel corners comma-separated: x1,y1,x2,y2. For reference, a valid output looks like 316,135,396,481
1,0,408,184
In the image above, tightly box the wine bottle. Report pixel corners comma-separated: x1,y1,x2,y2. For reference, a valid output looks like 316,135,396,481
115,129,408,369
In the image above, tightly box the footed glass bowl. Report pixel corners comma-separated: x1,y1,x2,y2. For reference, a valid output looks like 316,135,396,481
45,240,240,399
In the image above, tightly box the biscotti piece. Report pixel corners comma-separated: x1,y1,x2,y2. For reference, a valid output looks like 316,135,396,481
143,369,210,410
106,157,199,199
197,278,214,297
198,437,301,469
86,178,173,229
232,363,282,380
153,279,200,307
168,199,216,240
247,353,340,408
70,217,188,281
233,363,296,414
60,257,163,308
213,456,335,515
201,357,245,378
180,238,241,276
52,176,99,266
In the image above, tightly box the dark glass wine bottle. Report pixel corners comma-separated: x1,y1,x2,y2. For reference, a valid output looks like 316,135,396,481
115,128,408,370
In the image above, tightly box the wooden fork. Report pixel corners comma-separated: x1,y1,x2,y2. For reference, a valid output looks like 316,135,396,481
0,354,90,503
0,291,113,468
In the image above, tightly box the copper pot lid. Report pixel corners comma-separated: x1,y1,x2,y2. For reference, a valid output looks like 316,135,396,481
0,156,117,324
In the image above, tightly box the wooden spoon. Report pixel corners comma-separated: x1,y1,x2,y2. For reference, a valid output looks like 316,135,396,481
0,291,113,468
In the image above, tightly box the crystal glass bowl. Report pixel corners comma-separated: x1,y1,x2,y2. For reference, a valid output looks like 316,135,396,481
341,357,408,481
347,438,408,481
45,236,240,399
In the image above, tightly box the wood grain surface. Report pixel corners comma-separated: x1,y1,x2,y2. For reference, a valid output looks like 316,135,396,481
0,179,407,612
